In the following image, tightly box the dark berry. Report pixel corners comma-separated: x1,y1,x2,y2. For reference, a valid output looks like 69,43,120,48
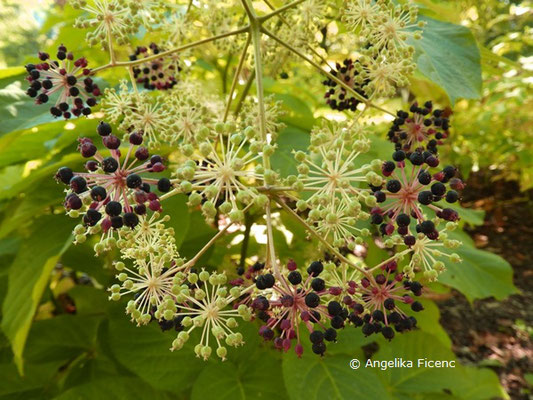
126,174,143,189
362,323,375,336
324,328,337,342
418,171,432,185
445,190,458,203
404,235,416,246
442,166,456,179
386,180,401,193
411,301,424,312
55,167,73,184
331,315,344,329
384,298,395,310
102,157,119,173
111,216,124,229
409,152,424,165
287,271,302,285
103,135,120,150
105,201,122,217
392,150,406,161
419,220,435,234
374,191,386,203
396,213,410,227
382,161,395,174
309,330,324,344
371,213,383,225
90,186,107,201
307,261,323,276
69,176,87,193
123,212,139,228
157,178,171,192
311,341,326,355
431,182,446,197
418,191,433,205
84,208,102,226
135,147,150,161
327,301,342,316
64,193,82,210
372,310,384,322
382,326,395,340
311,278,325,292
97,121,112,136
305,292,320,308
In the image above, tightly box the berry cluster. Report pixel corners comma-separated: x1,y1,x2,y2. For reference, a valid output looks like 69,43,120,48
351,262,423,340
388,101,451,153
130,43,181,90
323,59,368,111
253,261,345,357
369,108,464,243
25,45,100,119
55,122,170,242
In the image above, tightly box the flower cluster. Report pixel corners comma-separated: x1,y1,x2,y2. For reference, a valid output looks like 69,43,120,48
25,45,101,118
173,123,271,223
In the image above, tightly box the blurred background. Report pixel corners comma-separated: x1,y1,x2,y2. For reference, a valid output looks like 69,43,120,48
0,0,532,399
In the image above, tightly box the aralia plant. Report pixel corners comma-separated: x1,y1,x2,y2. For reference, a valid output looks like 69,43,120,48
27,0,467,360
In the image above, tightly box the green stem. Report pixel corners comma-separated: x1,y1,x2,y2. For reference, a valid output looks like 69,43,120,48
224,33,252,122
92,26,250,73
250,24,270,169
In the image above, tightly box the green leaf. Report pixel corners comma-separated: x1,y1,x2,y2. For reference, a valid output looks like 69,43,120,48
282,351,393,400
23,315,102,365
191,352,286,400
0,80,56,136
373,331,507,400
1,215,75,374
105,303,205,392
178,211,216,263
438,236,518,301
271,126,309,177
53,377,173,400
163,194,191,248
410,16,482,104
0,118,96,168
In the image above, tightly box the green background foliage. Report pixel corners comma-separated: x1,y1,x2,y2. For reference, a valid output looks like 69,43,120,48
0,0,528,398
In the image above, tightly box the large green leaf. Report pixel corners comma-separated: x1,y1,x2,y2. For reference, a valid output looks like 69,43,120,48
373,331,507,400
52,377,173,400
0,80,56,136
191,350,286,400
105,303,205,392
1,215,75,374
438,232,517,301
0,117,96,169
410,16,482,104
282,351,393,400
